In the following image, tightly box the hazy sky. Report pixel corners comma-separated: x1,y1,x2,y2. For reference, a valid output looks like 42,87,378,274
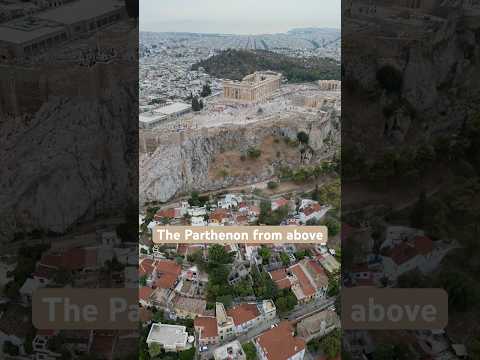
140,0,340,35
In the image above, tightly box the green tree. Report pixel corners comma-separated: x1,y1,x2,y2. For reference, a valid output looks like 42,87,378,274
327,272,340,297
319,329,341,359
436,270,479,312
192,97,202,112
297,131,309,144
152,310,164,323
200,84,212,97
267,181,278,190
242,342,258,360
247,147,262,159
373,343,412,360
258,246,271,263
179,347,195,360
208,244,232,264
217,295,233,308
280,252,290,266
325,219,340,237
148,343,162,358
233,279,255,297
470,337,480,360
188,191,202,206
3,341,19,356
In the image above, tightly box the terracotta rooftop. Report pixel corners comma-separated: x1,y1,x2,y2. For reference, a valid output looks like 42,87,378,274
155,260,181,277
154,273,178,289
269,268,288,281
302,202,322,216
389,241,417,265
272,198,289,209
276,278,292,289
139,258,155,277
194,316,218,339
210,208,229,222
139,308,153,323
414,236,433,255
227,303,259,326
139,287,154,301
256,321,305,360
307,260,325,275
154,208,176,220
290,264,315,297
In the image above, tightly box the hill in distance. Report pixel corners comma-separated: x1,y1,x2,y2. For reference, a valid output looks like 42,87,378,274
191,49,340,82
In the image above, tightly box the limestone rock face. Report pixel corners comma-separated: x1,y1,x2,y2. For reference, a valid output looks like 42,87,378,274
344,14,480,146
140,112,340,204
0,84,137,238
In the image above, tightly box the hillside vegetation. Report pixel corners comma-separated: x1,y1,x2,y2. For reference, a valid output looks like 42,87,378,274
192,49,340,82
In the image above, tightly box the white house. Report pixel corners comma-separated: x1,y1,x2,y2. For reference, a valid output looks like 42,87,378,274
381,234,434,279
188,206,207,217
255,321,305,360
299,203,330,224
191,216,207,226
217,194,242,209
146,323,191,352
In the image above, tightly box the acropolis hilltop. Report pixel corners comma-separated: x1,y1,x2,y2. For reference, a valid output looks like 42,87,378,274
223,71,282,102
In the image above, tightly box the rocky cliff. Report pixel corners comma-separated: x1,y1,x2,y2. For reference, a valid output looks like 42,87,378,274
140,112,340,204
343,10,480,147
0,65,138,240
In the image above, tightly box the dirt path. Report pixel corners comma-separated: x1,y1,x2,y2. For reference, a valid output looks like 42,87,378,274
143,175,338,213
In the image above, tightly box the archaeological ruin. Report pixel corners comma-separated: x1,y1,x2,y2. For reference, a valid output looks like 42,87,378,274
223,71,282,102
318,80,341,91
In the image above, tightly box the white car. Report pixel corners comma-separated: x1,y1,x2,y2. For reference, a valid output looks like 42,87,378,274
328,248,336,256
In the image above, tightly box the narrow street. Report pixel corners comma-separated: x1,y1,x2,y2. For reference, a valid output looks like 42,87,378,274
198,296,337,359
285,296,336,322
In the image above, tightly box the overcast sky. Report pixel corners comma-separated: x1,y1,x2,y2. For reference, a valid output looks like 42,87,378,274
140,0,340,35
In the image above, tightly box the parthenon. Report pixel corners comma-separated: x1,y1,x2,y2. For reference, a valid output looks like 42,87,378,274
223,71,282,102
318,80,341,91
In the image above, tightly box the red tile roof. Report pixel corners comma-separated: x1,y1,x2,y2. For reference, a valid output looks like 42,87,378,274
273,198,289,209
388,240,421,265
210,209,229,222
415,236,433,255
155,260,181,277
269,268,287,281
139,308,153,323
302,202,322,216
153,260,181,289
256,321,305,360
227,303,259,326
276,278,292,289
33,265,56,280
154,273,178,289
307,260,325,275
39,248,97,271
139,287,154,301
290,264,315,297
139,258,155,277
194,316,218,338
154,208,176,220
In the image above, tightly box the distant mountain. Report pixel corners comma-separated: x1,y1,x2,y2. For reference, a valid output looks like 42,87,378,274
191,49,340,82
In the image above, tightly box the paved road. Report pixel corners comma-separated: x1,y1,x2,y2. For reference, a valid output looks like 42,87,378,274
285,296,336,322
198,297,337,359
198,317,280,359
